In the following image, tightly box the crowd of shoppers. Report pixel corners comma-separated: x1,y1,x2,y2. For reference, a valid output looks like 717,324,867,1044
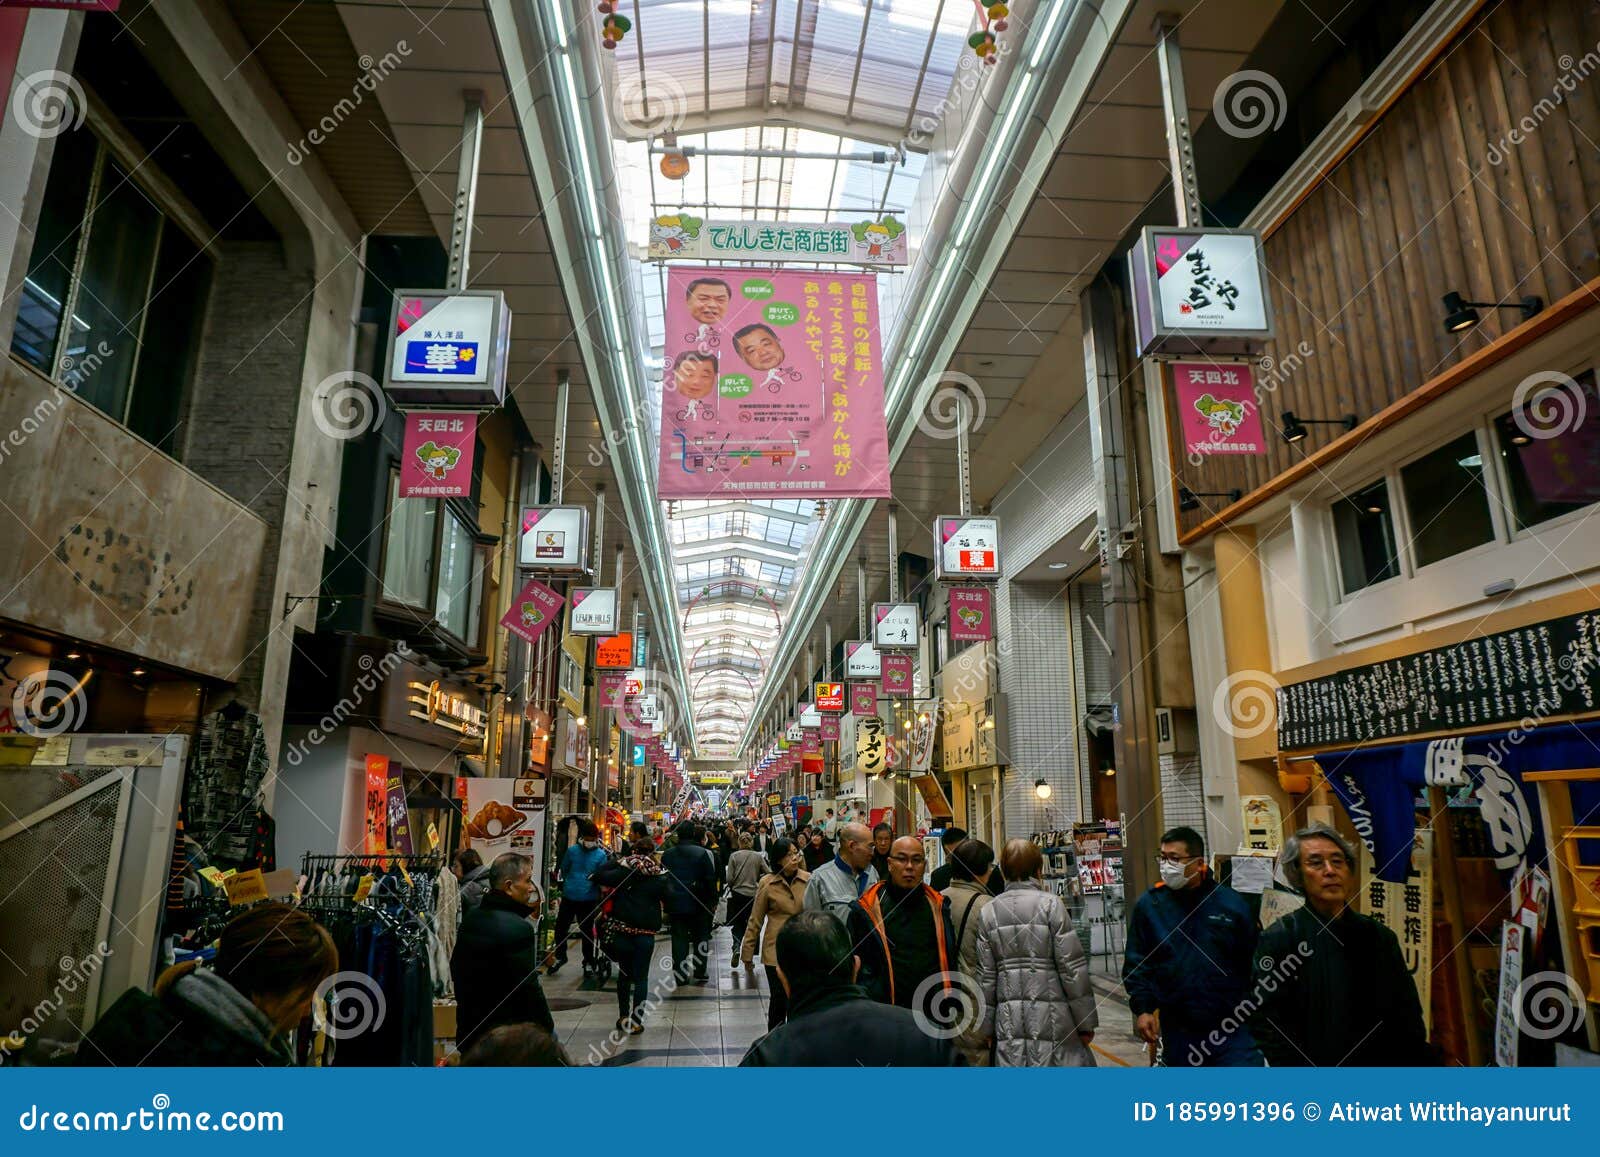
71,806,1428,1071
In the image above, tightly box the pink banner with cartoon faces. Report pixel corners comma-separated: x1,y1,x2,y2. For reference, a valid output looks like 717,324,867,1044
657,267,892,499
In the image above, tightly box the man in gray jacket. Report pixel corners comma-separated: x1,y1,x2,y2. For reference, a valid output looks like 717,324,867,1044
802,821,876,921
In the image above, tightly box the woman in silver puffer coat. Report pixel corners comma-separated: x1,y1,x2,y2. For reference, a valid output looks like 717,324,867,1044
976,839,1098,1066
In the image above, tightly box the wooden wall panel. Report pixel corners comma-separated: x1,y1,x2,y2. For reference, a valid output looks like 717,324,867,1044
1174,0,1600,534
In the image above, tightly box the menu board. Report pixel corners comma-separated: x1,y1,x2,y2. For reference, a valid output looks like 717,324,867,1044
1276,610,1600,750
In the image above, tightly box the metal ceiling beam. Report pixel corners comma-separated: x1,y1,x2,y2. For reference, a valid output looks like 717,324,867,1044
613,106,921,151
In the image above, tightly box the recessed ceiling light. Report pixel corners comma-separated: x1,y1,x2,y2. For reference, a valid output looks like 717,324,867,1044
1048,562,1070,570
66,651,82,660
131,667,147,677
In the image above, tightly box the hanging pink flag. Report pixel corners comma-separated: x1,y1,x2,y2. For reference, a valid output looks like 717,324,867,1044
849,682,878,716
1171,361,1265,456
881,654,913,697
948,587,994,642
501,578,563,645
400,411,477,497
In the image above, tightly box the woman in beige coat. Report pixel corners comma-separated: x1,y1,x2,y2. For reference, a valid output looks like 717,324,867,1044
739,837,809,1029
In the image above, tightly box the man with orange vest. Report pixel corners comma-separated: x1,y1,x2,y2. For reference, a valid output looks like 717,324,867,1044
847,836,957,1013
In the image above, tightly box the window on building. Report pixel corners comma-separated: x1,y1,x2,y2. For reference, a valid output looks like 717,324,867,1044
1493,371,1600,531
1400,431,1497,568
1332,479,1400,594
436,508,486,647
9,127,212,453
381,475,437,609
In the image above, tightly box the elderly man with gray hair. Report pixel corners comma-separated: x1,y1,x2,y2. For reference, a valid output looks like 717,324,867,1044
1249,824,1428,1066
802,821,878,921
451,852,554,1054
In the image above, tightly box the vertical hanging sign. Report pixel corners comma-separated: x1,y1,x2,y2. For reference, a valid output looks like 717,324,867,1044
363,754,389,856
947,587,994,642
881,653,913,697
849,682,878,716
400,412,478,497
501,578,564,645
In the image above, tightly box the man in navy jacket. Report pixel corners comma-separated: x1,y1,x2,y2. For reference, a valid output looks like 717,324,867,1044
661,822,719,983
1123,826,1262,1066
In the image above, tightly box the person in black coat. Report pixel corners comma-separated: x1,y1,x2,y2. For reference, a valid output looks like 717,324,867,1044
1250,824,1430,1066
661,822,718,983
79,903,338,1066
741,910,961,1067
594,839,672,1031
451,852,554,1054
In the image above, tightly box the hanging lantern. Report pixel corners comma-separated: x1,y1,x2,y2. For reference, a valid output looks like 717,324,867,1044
659,150,691,180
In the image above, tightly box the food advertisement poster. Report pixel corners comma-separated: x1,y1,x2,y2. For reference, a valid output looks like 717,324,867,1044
656,266,891,499
464,778,545,887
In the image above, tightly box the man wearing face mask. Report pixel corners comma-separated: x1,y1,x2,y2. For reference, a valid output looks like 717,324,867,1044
547,820,610,977
1122,826,1262,1066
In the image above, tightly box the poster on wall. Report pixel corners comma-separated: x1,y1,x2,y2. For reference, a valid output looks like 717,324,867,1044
399,412,477,497
1171,361,1266,456
656,266,892,499
363,754,388,856
384,768,414,855
464,778,546,886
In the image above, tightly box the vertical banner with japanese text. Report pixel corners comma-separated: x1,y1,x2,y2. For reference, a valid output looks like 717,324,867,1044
657,266,890,498
400,411,477,497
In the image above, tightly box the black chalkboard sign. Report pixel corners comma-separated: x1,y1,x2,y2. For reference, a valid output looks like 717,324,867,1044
1276,608,1600,750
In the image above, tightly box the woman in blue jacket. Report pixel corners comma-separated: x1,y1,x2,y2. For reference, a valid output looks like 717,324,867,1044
548,820,610,976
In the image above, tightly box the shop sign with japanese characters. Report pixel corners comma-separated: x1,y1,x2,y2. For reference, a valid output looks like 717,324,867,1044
500,578,564,646
849,682,878,716
935,516,1001,581
1128,227,1273,358
1172,361,1266,455
947,587,993,643
646,214,908,267
814,682,844,712
872,603,919,651
518,505,591,573
399,412,477,498
881,653,913,697
845,640,882,678
383,288,510,408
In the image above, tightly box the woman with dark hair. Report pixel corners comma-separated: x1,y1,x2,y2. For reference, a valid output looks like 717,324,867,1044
802,827,834,872
739,837,809,1029
548,819,609,977
80,904,338,1066
460,1023,572,1066
593,838,671,1033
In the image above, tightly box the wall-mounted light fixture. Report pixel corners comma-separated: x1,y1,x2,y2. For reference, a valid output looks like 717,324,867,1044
1280,410,1358,444
1441,290,1542,334
1177,486,1243,512
1034,779,1052,801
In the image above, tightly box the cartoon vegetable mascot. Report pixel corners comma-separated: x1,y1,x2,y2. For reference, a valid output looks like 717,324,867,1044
415,440,462,482
850,216,905,262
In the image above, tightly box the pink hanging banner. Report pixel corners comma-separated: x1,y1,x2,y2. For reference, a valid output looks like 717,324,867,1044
849,682,878,716
599,672,626,704
1171,361,1265,455
656,266,891,498
400,411,477,497
501,578,563,645
819,717,841,741
948,587,994,642
881,654,913,697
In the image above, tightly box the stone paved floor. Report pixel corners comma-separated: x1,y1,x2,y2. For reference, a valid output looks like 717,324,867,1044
541,922,1149,1067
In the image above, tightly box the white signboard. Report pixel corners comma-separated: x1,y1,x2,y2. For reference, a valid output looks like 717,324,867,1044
872,603,919,651
518,506,591,573
936,516,1001,581
785,722,803,743
569,587,619,635
845,640,882,679
645,213,909,267
1129,226,1274,358
383,288,511,408
799,704,821,729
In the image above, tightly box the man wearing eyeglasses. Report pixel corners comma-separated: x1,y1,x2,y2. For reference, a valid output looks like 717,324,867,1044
1123,826,1261,1066
1249,823,1429,1066
848,836,957,1015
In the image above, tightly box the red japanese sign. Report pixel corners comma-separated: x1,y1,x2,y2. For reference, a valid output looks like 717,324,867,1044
814,681,844,712
1172,360,1265,455
500,578,564,645
948,587,993,643
400,411,476,497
